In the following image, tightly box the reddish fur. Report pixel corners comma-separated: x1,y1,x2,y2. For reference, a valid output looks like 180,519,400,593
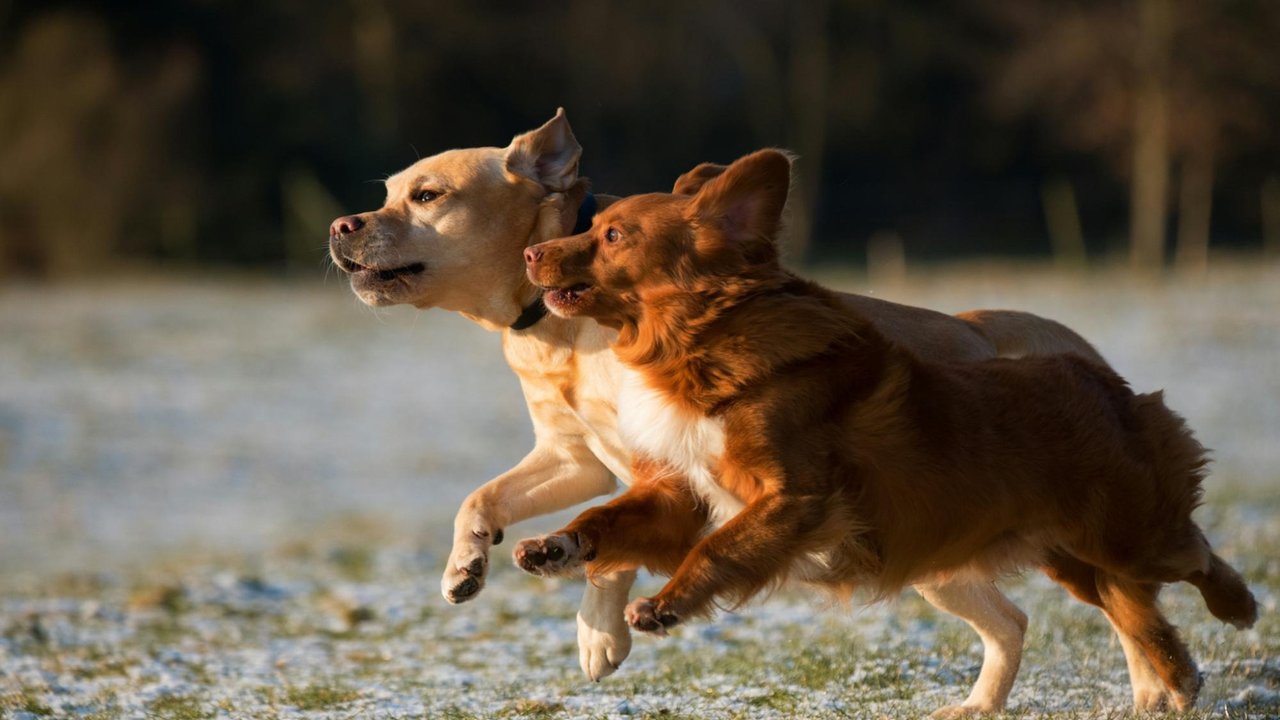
670,161,728,196
565,458,708,578
524,149,1257,708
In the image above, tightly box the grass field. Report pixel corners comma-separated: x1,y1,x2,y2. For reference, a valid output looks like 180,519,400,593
2,263,1278,718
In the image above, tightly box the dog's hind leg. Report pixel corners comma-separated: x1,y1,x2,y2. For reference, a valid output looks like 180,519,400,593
1116,526,1256,629
1041,552,1172,711
1185,548,1258,630
1095,573,1201,711
915,581,1027,718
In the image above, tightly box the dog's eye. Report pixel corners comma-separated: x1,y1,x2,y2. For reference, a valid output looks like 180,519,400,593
414,190,441,203
605,228,621,244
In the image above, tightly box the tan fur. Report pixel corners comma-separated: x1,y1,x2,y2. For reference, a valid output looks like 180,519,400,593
329,112,1128,687
515,149,1257,715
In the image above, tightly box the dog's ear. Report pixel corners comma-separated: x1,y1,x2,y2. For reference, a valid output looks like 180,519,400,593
505,107,582,192
672,162,728,195
686,149,791,256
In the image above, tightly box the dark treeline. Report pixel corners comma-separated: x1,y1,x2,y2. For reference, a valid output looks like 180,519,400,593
1,0,1278,276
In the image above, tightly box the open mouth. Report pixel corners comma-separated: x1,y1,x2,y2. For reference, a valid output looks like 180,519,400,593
336,256,426,281
544,283,594,308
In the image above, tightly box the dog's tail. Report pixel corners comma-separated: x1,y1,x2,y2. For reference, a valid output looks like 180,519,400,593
1127,389,1259,629
957,309,1107,365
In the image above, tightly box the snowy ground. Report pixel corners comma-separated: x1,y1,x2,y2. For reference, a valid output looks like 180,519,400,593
1,262,1278,718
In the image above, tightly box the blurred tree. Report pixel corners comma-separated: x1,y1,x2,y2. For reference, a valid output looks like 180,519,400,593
0,10,199,275
981,0,1280,271
687,0,832,262
0,0,1275,275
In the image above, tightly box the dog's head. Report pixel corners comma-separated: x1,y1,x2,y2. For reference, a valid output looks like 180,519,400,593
524,149,792,329
328,109,582,322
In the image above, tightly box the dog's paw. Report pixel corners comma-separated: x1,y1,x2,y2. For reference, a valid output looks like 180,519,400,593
441,527,503,604
929,703,994,719
1132,687,1172,713
513,533,593,577
624,597,680,637
577,610,632,681
1165,670,1203,713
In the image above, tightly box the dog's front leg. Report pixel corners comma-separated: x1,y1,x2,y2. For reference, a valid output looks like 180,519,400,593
625,491,823,635
513,461,706,579
577,569,636,681
443,441,614,603
513,463,705,679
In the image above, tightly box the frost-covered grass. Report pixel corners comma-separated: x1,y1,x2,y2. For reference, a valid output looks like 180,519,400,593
1,522,1278,719
1,262,1278,718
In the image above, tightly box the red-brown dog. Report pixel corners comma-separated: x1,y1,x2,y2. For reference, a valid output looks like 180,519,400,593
514,149,1257,716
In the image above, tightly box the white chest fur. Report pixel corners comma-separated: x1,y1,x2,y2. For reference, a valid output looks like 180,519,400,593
616,368,744,525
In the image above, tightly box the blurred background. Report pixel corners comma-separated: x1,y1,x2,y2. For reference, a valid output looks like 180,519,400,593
1,0,1278,580
3,0,1280,272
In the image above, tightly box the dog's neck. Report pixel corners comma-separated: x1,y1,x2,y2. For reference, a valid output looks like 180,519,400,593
614,271,885,414
460,182,596,333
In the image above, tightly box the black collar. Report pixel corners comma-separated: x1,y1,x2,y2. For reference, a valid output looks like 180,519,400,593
509,192,597,332
509,296,547,331
574,192,597,234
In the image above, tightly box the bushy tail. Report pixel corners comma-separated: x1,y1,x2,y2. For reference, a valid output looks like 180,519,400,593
957,309,1107,365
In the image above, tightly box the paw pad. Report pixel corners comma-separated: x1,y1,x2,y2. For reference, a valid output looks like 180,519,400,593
446,576,481,604
513,533,588,577
625,597,679,636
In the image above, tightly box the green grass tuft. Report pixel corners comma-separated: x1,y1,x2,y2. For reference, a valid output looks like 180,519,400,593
6,689,54,716
147,694,211,719
277,683,361,711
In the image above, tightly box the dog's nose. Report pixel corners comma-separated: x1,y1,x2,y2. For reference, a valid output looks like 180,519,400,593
330,215,364,237
524,246,544,265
